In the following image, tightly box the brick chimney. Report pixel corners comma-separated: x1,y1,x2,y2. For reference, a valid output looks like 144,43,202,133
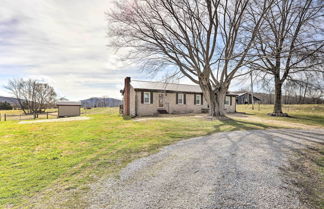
124,77,131,116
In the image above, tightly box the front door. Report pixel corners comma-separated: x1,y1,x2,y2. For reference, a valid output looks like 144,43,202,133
159,94,164,107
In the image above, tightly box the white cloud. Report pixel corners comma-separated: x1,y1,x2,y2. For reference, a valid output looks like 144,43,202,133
0,0,144,100
0,0,250,101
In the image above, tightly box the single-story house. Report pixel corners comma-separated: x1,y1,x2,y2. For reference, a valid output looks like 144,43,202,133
56,101,81,117
121,77,237,117
234,91,261,104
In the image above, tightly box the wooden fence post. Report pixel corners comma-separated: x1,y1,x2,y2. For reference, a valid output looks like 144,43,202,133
4,113,6,121
0,113,1,121
47,112,49,119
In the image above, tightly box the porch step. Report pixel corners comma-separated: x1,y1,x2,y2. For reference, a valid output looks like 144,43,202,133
157,109,168,114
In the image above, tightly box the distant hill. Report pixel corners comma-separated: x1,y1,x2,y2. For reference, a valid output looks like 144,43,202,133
0,96,19,106
81,97,122,108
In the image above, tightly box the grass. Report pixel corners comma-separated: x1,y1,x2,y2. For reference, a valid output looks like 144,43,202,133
0,108,96,121
0,108,101,115
0,109,25,115
0,109,58,115
0,109,58,121
237,104,324,127
283,146,324,208
0,108,280,208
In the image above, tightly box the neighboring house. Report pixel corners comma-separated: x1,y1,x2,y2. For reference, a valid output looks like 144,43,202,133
121,77,237,117
235,91,261,104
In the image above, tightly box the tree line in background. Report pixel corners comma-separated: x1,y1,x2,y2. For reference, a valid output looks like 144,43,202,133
2,80,122,114
0,102,13,110
255,71,323,104
252,92,323,105
5,79,57,115
109,0,323,117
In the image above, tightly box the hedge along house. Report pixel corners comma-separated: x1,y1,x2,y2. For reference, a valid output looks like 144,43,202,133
121,77,237,117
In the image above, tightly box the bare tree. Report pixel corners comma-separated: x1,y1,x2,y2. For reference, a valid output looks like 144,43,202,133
36,83,57,112
284,71,324,104
250,0,324,116
108,0,272,116
5,79,57,115
262,77,275,104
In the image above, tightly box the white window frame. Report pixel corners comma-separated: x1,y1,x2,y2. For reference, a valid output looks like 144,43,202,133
225,96,230,105
195,94,202,105
178,93,184,104
144,92,151,104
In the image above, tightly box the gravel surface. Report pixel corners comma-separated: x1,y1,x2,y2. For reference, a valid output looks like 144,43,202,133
87,129,324,209
19,116,90,124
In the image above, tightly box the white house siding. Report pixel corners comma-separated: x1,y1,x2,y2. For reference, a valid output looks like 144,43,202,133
166,93,208,114
224,96,236,112
122,79,238,117
135,91,207,116
132,91,236,117
129,86,136,116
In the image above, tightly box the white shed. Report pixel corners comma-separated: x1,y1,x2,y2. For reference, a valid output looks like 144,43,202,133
56,101,81,117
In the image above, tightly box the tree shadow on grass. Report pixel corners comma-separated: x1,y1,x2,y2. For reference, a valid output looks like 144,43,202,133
287,114,324,127
208,117,279,135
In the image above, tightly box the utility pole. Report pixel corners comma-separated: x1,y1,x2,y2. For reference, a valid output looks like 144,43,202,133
250,72,254,110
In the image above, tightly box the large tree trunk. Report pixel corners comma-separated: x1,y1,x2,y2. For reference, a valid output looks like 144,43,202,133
213,89,226,117
203,88,226,117
274,81,282,113
272,78,288,116
199,80,227,117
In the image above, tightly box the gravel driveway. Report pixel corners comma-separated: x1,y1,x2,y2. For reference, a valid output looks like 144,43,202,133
87,129,324,209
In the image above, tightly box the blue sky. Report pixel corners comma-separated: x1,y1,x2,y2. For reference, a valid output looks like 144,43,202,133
0,0,252,100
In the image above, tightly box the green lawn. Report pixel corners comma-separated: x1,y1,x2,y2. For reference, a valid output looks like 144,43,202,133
237,104,324,127
0,108,281,208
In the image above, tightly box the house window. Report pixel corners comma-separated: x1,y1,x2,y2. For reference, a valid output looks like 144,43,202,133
144,92,151,104
178,93,184,104
225,96,230,105
195,94,202,105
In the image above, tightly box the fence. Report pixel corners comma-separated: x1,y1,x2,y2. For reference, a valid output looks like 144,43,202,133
0,111,58,121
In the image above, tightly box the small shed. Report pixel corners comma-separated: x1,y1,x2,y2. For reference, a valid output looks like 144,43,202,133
56,101,81,117
236,92,261,104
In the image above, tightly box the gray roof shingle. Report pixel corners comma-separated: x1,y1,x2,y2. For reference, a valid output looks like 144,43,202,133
56,101,82,106
131,80,238,95
131,80,202,93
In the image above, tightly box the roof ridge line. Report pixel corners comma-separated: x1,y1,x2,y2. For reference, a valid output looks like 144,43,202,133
132,79,198,86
